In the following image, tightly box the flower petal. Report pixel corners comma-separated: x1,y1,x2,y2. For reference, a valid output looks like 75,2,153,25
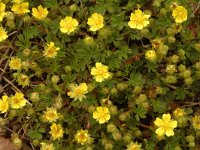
162,114,171,122
165,129,174,137
155,127,164,136
154,118,164,126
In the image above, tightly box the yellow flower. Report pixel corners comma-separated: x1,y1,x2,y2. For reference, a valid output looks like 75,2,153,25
126,141,142,150
173,108,185,118
9,57,22,70
11,2,30,15
128,9,150,30
10,93,27,109
49,123,64,140
145,50,157,61
172,6,187,23
67,83,88,101
154,113,177,137
43,42,60,58
0,95,9,113
43,107,59,122
91,62,110,82
75,129,90,145
166,64,177,75
0,2,6,22
40,142,54,150
192,115,200,130
87,13,104,31
17,74,29,87
12,0,22,3
60,16,78,34
93,106,110,124
32,5,48,20
0,27,8,42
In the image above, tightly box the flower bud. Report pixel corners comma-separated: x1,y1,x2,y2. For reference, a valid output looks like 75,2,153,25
54,94,63,109
88,105,96,113
84,36,94,46
153,0,161,7
181,70,191,78
112,131,122,141
22,48,31,57
155,86,166,95
194,43,200,52
23,15,31,23
177,117,187,127
123,132,132,143
168,36,176,43
0,117,7,126
132,86,142,94
145,50,157,62
186,135,195,142
51,75,60,84
107,123,117,133
194,62,200,70
9,110,17,119
178,49,186,60
178,64,186,72
185,77,193,85
64,65,72,73
116,71,123,77
12,134,22,149
167,28,175,35
32,140,40,146
166,64,177,74
170,55,179,64
70,4,78,12
110,87,118,95
165,75,177,84
87,83,95,92
102,87,109,94
104,142,113,150
174,146,182,150
6,20,15,29
119,112,129,121
160,45,169,55
109,105,118,115
30,92,40,102
188,142,195,148
99,27,111,38
6,11,15,20
27,108,34,115
117,82,128,91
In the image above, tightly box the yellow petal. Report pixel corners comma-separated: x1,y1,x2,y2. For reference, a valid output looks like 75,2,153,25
155,127,164,136
170,120,177,128
162,114,171,122
154,118,164,126
97,107,103,112
93,111,99,119
165,129,174,137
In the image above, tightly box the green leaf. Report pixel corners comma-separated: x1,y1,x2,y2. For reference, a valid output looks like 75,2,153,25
150,99,167,113
134,105,147,119
44,0,57,8
27,128,45,140
23,26,39,39
129,73,145,86
15,34,31,49
175,87,185,100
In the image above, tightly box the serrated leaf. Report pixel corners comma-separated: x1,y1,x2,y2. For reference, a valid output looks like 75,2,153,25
44,0,57,8
23,26,39,39
175,87,185,100
134,105,147,119
129,73,145,86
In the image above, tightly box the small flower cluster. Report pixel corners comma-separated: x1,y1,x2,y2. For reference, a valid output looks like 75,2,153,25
0,93,27,113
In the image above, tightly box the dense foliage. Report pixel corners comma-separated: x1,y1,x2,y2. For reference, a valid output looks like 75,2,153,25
0,0,200,149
